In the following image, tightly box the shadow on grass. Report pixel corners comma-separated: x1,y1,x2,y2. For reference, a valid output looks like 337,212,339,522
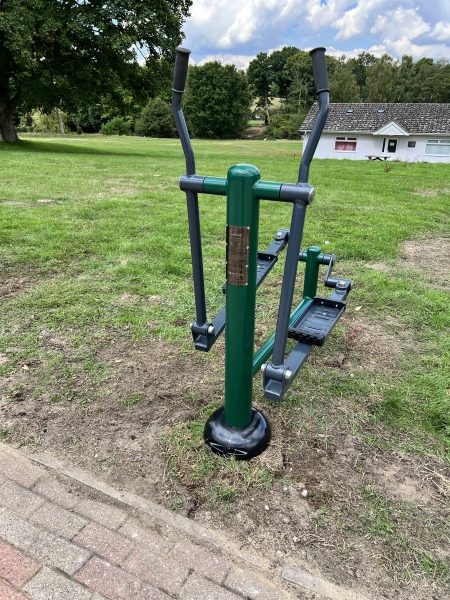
0,138,173,159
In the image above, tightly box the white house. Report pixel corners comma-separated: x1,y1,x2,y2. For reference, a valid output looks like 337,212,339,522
300,103,450,163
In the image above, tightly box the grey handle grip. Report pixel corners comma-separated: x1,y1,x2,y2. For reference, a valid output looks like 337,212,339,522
309,47,329,94
172,47,191,92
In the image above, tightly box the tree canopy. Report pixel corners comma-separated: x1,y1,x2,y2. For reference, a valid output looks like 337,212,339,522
184,62,251,139
0,0,191,141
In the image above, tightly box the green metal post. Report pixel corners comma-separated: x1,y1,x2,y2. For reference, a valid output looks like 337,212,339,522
252,297,313,375
302,246,321,299
204,165,271,458
225,164,260,428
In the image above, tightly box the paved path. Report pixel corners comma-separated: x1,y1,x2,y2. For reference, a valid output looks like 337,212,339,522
0,443,369,600
0,443,306,600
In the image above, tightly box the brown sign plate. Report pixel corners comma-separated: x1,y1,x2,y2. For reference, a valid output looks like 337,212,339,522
226,226,250,286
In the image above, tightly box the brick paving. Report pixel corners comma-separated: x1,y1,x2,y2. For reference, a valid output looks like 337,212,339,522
0,444,302,600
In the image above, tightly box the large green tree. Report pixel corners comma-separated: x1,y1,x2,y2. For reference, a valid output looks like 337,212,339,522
184,62,251,138
247,52,274,124
282,50,315,113
329,59,361,102
268,46,299,99
0,0,191,142
365,54,398,102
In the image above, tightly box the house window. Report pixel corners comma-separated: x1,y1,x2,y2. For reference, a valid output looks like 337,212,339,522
408,141,416,148
335,136,357,151
425,138,450,156
387,139,397,153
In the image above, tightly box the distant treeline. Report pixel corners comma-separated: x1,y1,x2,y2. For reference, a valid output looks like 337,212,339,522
247,47,450,138
18,47,449,140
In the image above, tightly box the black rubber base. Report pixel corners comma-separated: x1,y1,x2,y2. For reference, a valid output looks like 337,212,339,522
204,407,271,460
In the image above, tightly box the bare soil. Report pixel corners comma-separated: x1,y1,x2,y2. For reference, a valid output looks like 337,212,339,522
400,236,450,290
366,236,450,290
1,312,448,600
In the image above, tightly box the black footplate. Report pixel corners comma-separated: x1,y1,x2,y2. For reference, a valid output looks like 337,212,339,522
288,297,346,346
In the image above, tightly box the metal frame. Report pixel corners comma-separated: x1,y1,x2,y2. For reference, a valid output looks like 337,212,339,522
172,46,352,458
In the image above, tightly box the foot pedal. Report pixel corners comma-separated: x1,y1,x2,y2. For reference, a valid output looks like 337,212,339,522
288,297,346,346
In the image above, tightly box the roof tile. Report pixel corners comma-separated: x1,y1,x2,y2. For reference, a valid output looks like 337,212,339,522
300,103,450,134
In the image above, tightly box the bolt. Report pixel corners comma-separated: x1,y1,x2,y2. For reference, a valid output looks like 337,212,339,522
207,325,215,335
275,231,284,240
284,369,293,381
260,363,267,373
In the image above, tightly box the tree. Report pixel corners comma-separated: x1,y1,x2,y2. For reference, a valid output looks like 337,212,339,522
268,46,299,99
0,0,191,142
184,62,251,139
411,58,450,102
282,50,315,114
135,97,176,137
247,52,273,124
365,55,398,102
347,52,377,99
330,59,361,102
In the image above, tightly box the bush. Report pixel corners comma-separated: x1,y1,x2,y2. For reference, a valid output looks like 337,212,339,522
31,109,67,134
266,112,305,139
101,116,130,136
135,98,176,138
66,105,102,133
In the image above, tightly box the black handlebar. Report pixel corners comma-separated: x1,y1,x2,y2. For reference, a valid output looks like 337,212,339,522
309,47,329,94
172,46,191,92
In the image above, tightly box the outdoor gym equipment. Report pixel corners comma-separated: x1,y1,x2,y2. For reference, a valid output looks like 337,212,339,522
172,46,352,459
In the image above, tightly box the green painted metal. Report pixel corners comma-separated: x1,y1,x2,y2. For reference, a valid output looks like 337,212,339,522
203,177,284,201
253,180,281,201
203,176,227,195
224,165,261,429
302,246,322,299
252,297,313,375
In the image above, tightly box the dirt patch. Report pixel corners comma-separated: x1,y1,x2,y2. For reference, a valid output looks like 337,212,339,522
312,315,412,376
244,126,267,139
400,236,450,289
414,188,450,197
0,201,29,207
0,332,216,495
0,276,35,298
365,235,450,290
373,462,437,505
0,319,447,600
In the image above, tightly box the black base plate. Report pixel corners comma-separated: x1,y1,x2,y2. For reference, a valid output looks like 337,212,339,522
204,407,271,460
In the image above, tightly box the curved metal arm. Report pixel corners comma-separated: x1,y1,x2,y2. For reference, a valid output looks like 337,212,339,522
298,47,330,183
172,47,195,176
269,47,330,373
172,47,208,330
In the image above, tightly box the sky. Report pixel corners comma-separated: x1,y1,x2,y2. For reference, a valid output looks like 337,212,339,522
182,0,450,69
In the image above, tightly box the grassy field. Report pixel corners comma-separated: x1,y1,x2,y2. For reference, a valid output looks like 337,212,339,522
0,135,449,597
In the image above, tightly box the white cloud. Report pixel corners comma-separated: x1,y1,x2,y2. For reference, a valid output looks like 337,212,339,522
325,44,387,59
334,0,391,39
431,21,450,42
185,0,291,51
305,0,353,29
371,8,430,41
198,53,255,69
388,39,450,60
183,0,450,64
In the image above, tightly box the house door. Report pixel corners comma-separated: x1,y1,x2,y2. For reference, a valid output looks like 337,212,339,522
387,139,397,153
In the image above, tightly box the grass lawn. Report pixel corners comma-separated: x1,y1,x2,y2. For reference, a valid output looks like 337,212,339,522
0,135,449,598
